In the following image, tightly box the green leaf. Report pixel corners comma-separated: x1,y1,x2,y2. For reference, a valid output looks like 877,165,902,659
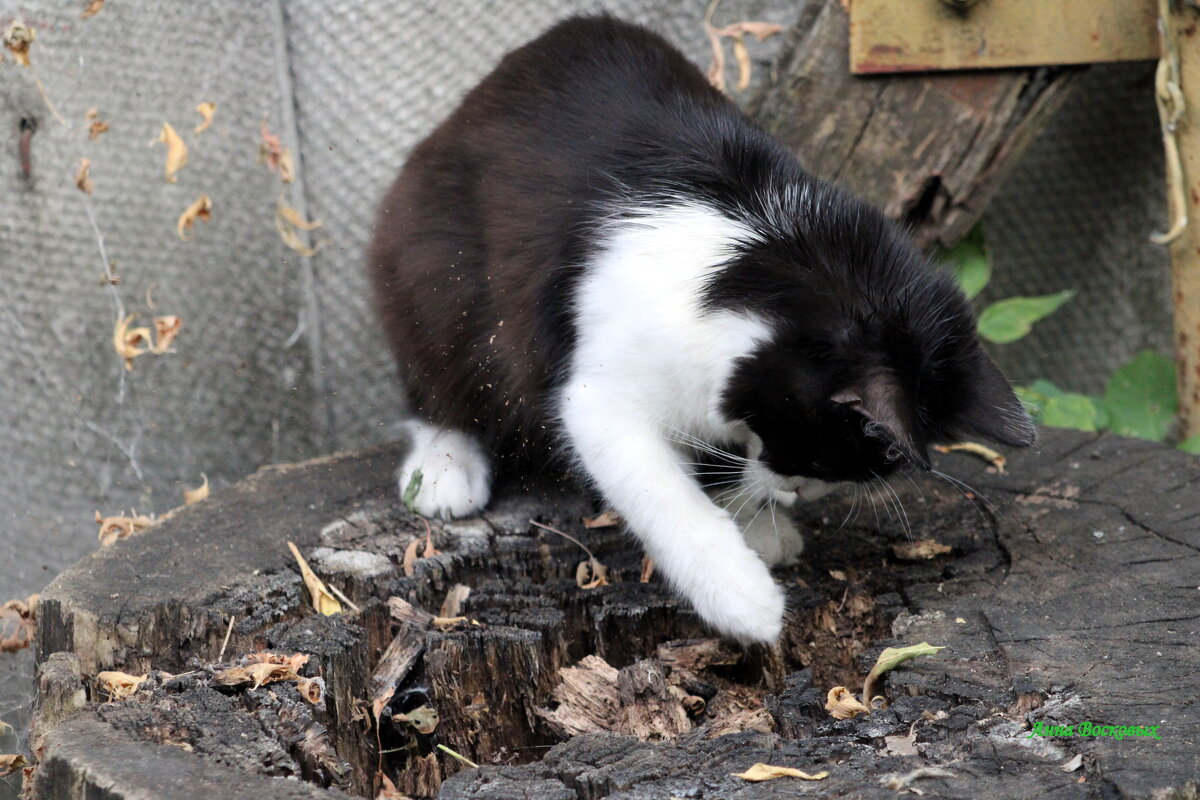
402,468,424,515
1040,394,1106,432
977,290,1074,344
1027,379,1064,400
1103,351,1177,441
1177,435,1200,455
862,642,945,703
942,227,991,300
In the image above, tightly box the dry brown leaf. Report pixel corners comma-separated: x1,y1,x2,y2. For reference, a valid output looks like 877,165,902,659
393,704,440,735
194,102,216,135
933,442,1006,472
825,686,870,720
81,0,105,19
287,540,342,615
829,569,848,581
212,665,252,685
639,556,655,583
582,510,622,528
113,314,152,370
275,197,329,257
891,539,952,561
153,122,188,182
733,763,829,782
150,315,182,354
245,651,309,671
75,158,93,195
702,1,783,94
0,754,29,777
402,537,421,577
95,510,153,546
97,670,148,700
0,595,37,654
296,676,324,705
245,661,295,690
258,121,294,181
182,474,208,505
88,119,109,139
731,37,751,92
575,558,609,590
3,20,34,67
177,195,212,241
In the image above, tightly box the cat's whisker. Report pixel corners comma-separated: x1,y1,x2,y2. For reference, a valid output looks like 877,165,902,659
928,468,996,517
835,482,860,533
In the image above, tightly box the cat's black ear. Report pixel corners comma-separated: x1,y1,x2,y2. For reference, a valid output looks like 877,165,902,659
835,372,931,470
956,350,1037,447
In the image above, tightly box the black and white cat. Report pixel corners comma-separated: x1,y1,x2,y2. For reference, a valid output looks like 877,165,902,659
370,16,1034,644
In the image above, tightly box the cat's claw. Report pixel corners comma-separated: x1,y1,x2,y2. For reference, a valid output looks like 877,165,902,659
397,420,491,520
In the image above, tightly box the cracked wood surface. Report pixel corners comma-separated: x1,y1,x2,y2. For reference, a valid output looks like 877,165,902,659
28,430,1200,799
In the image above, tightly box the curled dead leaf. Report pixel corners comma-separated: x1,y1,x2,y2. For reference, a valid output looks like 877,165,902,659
177,195,212,241
113,314,152,370
733,763,829,782
258,121,294,182
3,20,35,67
287,541,342,615
296,676,325,705
246,661,295,690
702,1,783,93
194,102,216,135
75,158,93,195
825,686,870,720
393,704,440,735
95,510,153,546
150,315,182,354
153,122,188,182
0,754,29,777
96,670,148,700
582,510,621,529
81,0,105,19
182,474,208,505
891,539,952,561
0,595,37,654
575,558,609,590
212,665,252,686
862,642,944,707
933,442,1006,472
403,523,440,577
275,196,330,257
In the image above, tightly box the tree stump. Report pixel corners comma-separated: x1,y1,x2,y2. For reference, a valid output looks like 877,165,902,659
27,431,1200,799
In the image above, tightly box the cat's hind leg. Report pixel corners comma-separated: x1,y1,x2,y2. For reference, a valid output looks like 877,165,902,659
397,420,491,520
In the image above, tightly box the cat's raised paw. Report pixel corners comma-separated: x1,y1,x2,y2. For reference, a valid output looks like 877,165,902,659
686,545,786,645
397,421,491,520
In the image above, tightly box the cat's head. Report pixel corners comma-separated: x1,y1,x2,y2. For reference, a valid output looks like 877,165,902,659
713,184,1034,486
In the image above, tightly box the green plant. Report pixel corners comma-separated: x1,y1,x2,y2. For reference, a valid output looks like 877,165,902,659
943,226,1192,451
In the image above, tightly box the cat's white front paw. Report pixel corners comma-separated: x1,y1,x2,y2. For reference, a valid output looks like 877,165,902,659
739,504,805,567
397,421,491,520
675,522,786,644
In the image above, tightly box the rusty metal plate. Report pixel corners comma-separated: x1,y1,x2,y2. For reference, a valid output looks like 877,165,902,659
849,0,1159,74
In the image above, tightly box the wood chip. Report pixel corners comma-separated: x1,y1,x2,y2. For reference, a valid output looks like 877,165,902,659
892,538,952,560
287,540,342,615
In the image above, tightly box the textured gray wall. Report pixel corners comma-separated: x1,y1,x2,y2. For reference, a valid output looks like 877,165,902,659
0,0,1172,787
